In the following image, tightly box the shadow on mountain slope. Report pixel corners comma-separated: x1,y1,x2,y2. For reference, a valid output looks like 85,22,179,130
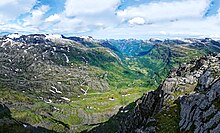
81,102,136,133
0,103,58,133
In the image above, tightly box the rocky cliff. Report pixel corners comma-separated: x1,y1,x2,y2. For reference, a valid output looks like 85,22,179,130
117,53,220,133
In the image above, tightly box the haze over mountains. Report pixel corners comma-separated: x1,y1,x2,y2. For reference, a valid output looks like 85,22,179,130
0,33,220,132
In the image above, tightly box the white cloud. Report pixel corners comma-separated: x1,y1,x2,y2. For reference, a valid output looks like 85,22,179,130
23,5,50,27
44,0,121,35
0,0,36,22
88,9,220,39
1,0,220,40
45,14,60,22
51,17,85,33
64,0,120,16
84,0,220,39
117,0,210,23
0,0,17,6
128,17,145,25
159,31,167,35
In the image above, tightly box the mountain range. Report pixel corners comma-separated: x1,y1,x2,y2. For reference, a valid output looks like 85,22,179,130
0,33,220,132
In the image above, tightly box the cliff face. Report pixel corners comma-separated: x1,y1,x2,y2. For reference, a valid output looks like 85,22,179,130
179,57,220,133
118,89,164,133
118,54,220,133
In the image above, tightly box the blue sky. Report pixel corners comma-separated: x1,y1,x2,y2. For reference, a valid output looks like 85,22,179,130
0,0,220,39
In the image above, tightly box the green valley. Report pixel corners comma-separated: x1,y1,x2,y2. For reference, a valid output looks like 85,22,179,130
0,34,220,132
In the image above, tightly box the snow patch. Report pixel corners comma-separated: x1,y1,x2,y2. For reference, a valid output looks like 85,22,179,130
7,33,21,39
45,34,62,40
109,98,115,101
183,39,193,44
1,38,13,47
53,47,57,51
106,49,122,63
106,50,117,58
61,97,70,102
54,107,60,111
80,36,94,41
63,53,69,63
45,99,52,103
51,86,62,94
49,89,56,94
23,124,28,128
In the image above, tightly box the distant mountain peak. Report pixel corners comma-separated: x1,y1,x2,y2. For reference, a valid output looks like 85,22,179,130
45,34,62,40
7,33,21,39
79,35,94,41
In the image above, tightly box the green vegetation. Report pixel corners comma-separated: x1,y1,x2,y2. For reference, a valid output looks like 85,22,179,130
156,103,181,133
213,72,220,77
1,36,220,132
213,98,220,110
0,85,154,132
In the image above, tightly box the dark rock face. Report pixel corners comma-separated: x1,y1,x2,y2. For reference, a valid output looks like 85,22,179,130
117,54,220,133
118,89,164,133
0,104,11,119
179,77,220,133
179,94,220,133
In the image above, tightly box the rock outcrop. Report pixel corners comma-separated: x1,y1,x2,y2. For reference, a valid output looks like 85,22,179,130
117,54,220,133
118,89,164,133
179,55,220,132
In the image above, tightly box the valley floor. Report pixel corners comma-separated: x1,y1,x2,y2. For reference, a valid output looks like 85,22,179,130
0,85,154,132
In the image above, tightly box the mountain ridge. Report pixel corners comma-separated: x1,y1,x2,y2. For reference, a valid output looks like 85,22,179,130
0,34,220,132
